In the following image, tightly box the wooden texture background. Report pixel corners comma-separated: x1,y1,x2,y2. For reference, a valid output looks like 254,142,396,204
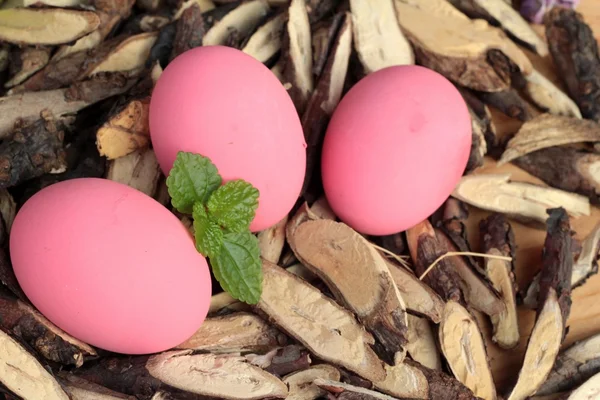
465,0,600,392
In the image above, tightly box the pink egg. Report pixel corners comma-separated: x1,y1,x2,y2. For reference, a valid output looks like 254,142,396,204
149,46,307,232
9,178,211,354
321,65,472,235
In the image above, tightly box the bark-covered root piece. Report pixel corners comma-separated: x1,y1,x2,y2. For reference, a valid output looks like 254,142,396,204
86,32,158,78
439,301,497,400
106,148,161,197
0,328,70,399
475,88,535,121
479,213,519,349
393,0,532,92
288,219,409,363
507,208,573,400
0,289,97,367
96,97,150,160
0,117,66,189
447,0,548,56
257,259,386,383
175,312,287,352
517,70,582,119
545,8,600,122
203,0,271,47
350,0,414,75
499,114,600,165
73,350,289,399
301,11,352,199
280,0,314,115
406,314,441,371
0,8,100,45
535,333,600,396
283,364,341,400
4,47,51,89
170,2,205,61
451,173,590,225
385,259,444,323
257,215,288,264
59,374,135,400
512,147,600,206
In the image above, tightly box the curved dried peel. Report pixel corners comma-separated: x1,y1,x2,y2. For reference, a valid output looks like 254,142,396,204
290,219,409,357
451,174,590,223
439,301,496,400
508,289,564,400
258,260,386,382
0,8,100,45
147,350,288,399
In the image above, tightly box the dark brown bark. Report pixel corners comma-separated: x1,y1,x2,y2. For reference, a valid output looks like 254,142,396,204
374,233,406,256
0,249,26,302
540,207,574,328
170,3,205,61
263,345,312,377
311,13,345,79
545,7,600,122
513,147,600,205
480,213,517,261
307,0,342,24
475,88,535,121
64,72,139,103
0,118,66,189
406,360,483,400
457,87,499,158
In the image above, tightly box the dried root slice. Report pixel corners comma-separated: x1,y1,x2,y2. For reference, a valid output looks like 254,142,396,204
0,329,70,399
512,147,600,206
289,219,409,361
283,364,341,400
0,290,96,367
435,230,504,317
350,0,413,74
209,291,252,315
571,221,600,288
545,8,600,122
0,73,136,139
0,189,15,235
439,301,496,400
0,117,66,189
106,148,160,197
507,288,564,400
475,88,535,121
59,374,135,400
88,32,158,77
458,88,498,159
96,98,150,160
257,260,386,383
479,214,519,349
281,0,313,114
301,11,352,198
176,312,286,352
518,70,582,119
508,208,573,400
393,0,532,92
0,8,100,45
565,372,600,400
315,379,402,400
239,345,310,377
203,0,270,46
147,351,288,399
5,47,51,88
242,12,285,63
499,114,600,165
451,174,590,224
406,314,441,371
385,259,444,323
449,0,548,56
406,220,464,303
170,2,205,60
257,215,288,264
466,104,488,172
536,333,600,396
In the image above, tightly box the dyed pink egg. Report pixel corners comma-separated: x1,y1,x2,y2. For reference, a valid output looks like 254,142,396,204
321,65,472,235
149,46,307,232
9,178,211,354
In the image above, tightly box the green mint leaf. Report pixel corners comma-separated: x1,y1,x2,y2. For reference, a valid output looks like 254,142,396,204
192,202,223,258
207,180,259,232
210,231,262,304
166,151,222,214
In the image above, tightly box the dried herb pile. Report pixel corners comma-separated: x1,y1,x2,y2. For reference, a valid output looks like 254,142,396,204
1,0,600,399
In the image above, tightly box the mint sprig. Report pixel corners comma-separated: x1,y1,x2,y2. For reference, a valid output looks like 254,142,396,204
166,151,263,304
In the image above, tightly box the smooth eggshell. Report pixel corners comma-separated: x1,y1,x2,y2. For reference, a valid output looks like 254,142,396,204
149,46,307,232
9,178,211,354
321,65,472,235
